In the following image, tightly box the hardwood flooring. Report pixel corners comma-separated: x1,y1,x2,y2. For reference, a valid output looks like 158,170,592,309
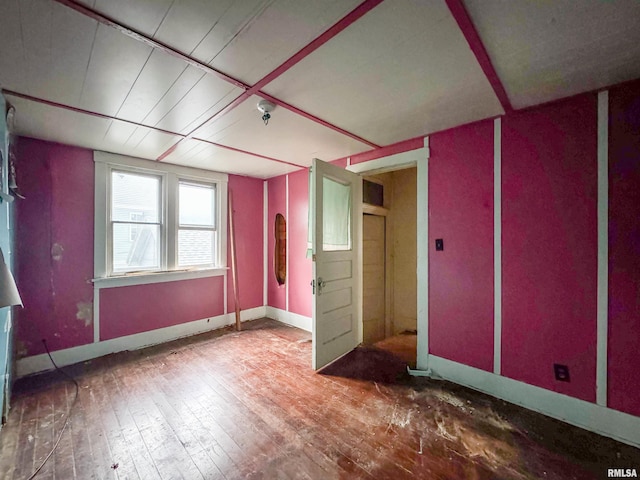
0,319,638,479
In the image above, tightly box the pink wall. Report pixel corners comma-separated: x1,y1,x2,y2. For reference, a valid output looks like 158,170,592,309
428,120,494,372
501,95,598,402
100,277,225,340
607,80,640,417
288,169,312,317
262,86,639,415
267,175,286,309
227,175,264,312
15,139,94,356
14,138,264,358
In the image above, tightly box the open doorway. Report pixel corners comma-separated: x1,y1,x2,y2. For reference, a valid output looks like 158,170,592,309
362,167,417,367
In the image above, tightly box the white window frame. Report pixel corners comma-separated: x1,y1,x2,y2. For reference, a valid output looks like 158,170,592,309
93,152,228,288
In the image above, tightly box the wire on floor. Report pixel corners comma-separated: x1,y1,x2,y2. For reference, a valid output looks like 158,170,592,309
25,339,80,480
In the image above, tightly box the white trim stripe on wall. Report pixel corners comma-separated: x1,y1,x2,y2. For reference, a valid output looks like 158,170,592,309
597,90,609,407
285,175,290,312
263,181,268,307
223,271,228,315
493,117,502,375
416,137,430,371
93,286,100,343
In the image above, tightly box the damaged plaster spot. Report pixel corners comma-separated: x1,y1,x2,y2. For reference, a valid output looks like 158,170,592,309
16,340,29,359
76,302,93,327
51,243,64,262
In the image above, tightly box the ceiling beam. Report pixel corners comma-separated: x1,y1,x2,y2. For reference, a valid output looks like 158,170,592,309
53,0,382,161
445,0,513,113
2,89,306,169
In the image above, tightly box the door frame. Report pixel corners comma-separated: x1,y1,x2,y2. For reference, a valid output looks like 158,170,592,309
347,137,430,371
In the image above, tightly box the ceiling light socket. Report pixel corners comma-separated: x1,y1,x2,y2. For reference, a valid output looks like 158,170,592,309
257,100,275,114
257,100,276,126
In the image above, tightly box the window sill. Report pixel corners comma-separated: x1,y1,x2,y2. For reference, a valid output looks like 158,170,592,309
92,267,228,289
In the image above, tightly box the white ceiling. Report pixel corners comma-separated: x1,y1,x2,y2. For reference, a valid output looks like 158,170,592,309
263,0,503,145
464,0,640,109
1,0,639,178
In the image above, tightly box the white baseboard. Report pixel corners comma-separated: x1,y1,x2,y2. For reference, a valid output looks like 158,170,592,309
409,354,640,448
265,306,312,332
16,306,266,378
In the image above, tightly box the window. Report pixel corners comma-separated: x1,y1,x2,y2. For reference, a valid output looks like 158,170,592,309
111,171,161,273
322,176,352,251
94,152,228,284
178,181,216,267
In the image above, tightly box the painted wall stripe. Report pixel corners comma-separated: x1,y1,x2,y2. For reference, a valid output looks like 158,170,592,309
223,271,228,316
285,175,290,312
493,117,502,375
416,137,430,371
93,287,100,343
263,181,268,307
597,90,609,407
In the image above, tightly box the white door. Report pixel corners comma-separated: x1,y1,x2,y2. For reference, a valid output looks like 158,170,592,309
311,158,362,370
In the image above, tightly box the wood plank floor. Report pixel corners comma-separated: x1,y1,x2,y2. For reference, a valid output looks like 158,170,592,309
1,319,638,480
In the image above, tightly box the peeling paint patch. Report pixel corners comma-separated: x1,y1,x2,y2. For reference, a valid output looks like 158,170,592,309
16,340,29,359
51,243,64,262
76,302,93,327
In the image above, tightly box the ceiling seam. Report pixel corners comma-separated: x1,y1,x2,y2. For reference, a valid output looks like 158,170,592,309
444,0,513,113
51,0,382,162
2,89,305,169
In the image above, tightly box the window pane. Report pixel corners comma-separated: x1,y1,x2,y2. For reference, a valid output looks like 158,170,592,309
179,182,215,227
178,229,215,267
111,171,160,223
112,223,160,272
323,176,351,251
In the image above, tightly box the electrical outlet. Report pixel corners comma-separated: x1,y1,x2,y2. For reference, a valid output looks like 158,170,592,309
435,239,444,251
554,364,570,382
